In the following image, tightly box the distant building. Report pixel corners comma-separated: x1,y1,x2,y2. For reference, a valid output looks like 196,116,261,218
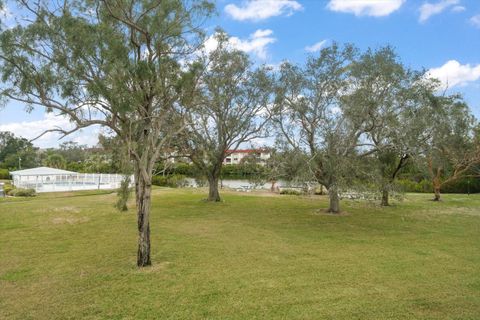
10,166,132,193
223,149,270,165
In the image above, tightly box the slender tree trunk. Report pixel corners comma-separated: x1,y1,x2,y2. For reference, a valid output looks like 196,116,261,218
381,188,389,206
135,168,152,267
270,180,277,192
327,185,340,213
433,186,441,201
207,175,221,202
432,176,442,201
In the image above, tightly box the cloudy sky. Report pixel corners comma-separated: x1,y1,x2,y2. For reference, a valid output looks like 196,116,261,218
1,0,480,148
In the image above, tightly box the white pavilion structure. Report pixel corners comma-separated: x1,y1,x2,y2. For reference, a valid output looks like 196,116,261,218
10,167,131,193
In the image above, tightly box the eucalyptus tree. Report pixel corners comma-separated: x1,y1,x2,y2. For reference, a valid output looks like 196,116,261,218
180,32,273,202
345,47,437,206
0,0,214,266
273,43,376,213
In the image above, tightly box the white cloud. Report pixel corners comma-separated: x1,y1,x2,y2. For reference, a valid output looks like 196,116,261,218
0,113,101,148
470,14,480,28
305,40,329,53
327,0,405,17
225,0,302,21
204,29,276,60
427,60,480,89
418,0,459,23
451,5,466,12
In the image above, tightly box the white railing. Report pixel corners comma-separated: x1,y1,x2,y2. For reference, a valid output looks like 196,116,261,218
13,173,134,193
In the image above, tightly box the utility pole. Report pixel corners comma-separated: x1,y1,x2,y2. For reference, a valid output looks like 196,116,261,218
18,157,22,170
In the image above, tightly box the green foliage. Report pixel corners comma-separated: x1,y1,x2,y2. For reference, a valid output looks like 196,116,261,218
279,189,302,195
3,182,13,194
221,163,265,179
171,163,194,176
43,153,67,169
442,177,480,194
152,174,188,188
0,131,40,169
397,179,433,193
397,177,480,194
0,168,9,179
8,188,36,197
115,175,132,212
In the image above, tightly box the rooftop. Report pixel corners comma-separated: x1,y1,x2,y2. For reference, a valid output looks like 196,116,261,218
226,149,269,154
9,166,78,176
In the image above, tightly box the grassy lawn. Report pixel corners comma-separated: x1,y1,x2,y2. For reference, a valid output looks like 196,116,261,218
1,189,479,319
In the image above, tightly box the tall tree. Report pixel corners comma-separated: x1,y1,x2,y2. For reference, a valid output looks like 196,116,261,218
44,153,67,169
273,44,374,213
0,0,214,266
423,97,479,201
0,131,39,169
345,47,437,206
180,31,273,202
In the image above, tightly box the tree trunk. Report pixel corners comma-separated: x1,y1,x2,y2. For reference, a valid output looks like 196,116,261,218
207,175,221,202
270,180,277,192
433,186,441,201
381,188,389,206
327,185,340,213
432,176,441,201
135,169,152,267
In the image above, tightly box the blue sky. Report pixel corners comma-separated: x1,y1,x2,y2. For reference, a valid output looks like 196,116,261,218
1,0,480,148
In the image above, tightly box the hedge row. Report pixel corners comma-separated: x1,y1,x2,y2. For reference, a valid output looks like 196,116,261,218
397,178,480,194
161,163,265,179
152,174,188,188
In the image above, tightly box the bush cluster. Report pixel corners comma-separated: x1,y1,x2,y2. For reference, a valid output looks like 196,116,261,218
279,189,302,196
152,174,188,188
0,169,9,180
3,183,14,194
397,178,480,194
397,179,433,193
8,188,36,197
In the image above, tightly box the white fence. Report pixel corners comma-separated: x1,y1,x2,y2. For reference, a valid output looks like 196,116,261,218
12,173,133,193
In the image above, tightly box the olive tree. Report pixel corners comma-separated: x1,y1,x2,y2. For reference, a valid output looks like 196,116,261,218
345,47,437,206
0,0,214,266
423,97,479,201
179,32,273,202
273,44,378,213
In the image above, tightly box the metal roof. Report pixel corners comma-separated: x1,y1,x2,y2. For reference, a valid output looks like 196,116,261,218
9,167,78,176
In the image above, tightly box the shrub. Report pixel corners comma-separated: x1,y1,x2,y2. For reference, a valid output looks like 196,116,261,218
116,175,132,211
152,174,188,188
397,179,432,193
173,163,194,176
8,188,36,197
280,189,302,196
3,183,14,195
0,168,9,180
442,177,480,194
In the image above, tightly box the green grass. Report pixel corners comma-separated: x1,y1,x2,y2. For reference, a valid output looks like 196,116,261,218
1,189,479,319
